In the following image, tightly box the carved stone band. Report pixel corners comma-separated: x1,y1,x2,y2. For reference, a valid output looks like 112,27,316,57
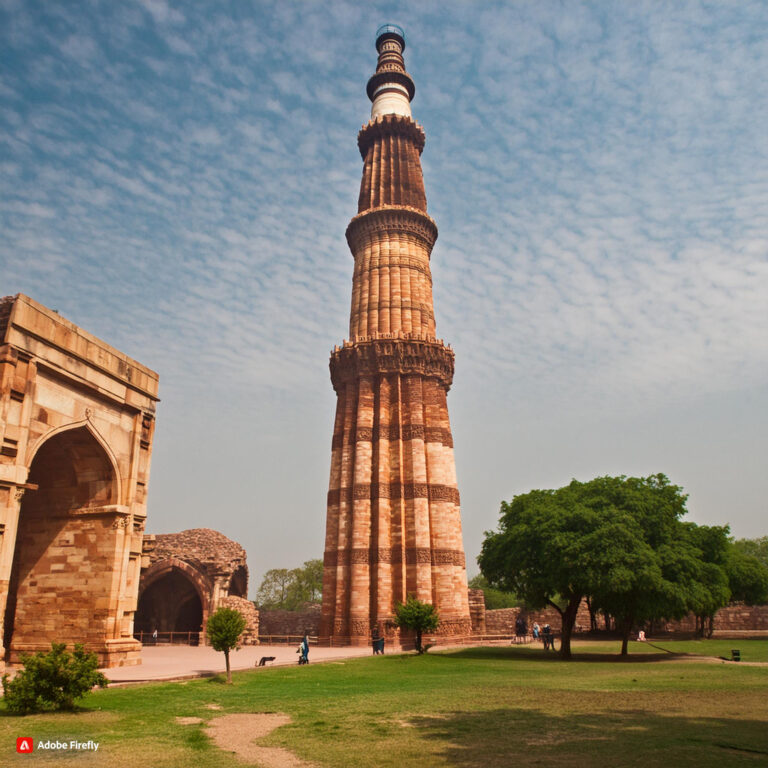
346,206,438,252
332,425,454,449
354,256,433,282
329,338,454,392
327,482,460,506
324,547,465,567
357,112,424,158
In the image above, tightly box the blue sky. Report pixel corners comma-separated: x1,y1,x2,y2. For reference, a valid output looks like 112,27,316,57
2,0,766,594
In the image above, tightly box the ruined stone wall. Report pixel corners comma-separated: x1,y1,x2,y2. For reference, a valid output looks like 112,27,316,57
480,597,768,635
138,528,252,645
467,588,486,634
484,602,593,634
655,603,768,634
259,604,322,638
219,595,259,645
143,529,247,575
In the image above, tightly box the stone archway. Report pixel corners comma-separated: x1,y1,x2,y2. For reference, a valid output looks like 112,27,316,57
4,426,119,660
135,557,211,644
135,569,204,642
0,294,159,668
138,530,259,645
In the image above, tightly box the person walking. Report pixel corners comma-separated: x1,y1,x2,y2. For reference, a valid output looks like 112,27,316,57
301,633,310,664
533,622,540,641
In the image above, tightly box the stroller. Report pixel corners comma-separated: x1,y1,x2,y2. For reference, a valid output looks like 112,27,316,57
296,643,309,665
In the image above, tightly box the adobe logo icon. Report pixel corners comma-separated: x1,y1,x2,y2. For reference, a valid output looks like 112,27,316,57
16,737,34,753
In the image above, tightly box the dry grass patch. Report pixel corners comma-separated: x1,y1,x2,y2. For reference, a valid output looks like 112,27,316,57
206,713,315,767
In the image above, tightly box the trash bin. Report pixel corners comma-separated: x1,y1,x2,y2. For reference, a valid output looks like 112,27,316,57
731,649,741,662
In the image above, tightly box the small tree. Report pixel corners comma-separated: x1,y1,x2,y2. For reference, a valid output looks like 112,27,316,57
2,643,108,714
207,607,246,684
394,595,439,653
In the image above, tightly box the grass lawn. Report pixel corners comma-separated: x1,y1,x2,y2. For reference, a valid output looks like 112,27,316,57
565,637,768,662
1,639,766,767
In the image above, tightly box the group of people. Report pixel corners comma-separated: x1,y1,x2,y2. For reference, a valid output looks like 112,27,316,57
531,621,556,650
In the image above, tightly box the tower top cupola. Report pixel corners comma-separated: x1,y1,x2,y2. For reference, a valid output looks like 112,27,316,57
367,23,415,120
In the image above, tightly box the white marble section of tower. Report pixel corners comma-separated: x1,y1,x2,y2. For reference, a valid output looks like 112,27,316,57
369,24,414,119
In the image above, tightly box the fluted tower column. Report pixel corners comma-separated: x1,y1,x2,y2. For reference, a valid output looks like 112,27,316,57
321,25,471,645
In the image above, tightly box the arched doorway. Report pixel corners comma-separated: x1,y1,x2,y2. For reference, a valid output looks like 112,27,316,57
5,426,118,660
135,566,205,644
229,565,248,598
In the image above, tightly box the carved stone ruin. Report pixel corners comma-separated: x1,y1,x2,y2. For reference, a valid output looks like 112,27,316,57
138,528,259,645
0,294,158,667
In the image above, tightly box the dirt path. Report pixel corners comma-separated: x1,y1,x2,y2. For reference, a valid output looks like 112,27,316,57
205,712,316,767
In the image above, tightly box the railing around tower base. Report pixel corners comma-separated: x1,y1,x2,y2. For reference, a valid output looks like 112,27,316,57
134,631,200,646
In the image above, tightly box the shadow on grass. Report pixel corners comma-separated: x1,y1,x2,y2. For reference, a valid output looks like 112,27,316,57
0,705,91,718
410,707,768,767
444,646,694,664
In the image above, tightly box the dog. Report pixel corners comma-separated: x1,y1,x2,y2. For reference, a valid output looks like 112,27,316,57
257,656,276,667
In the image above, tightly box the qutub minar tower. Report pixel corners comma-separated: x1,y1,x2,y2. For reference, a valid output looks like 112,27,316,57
321,25,472,645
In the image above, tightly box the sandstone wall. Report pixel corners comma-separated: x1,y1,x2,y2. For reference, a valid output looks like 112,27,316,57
467,588,486,633
259,604,322,638
656,602,768,634
0,294,158,668
481,598,768,635
219,595,260,645
484,602,593,634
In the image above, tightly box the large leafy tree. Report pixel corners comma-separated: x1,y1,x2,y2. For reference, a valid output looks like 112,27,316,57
290,558,323,605
683,524,732,637
732,536,768,572
255,559,323,611
255,568,296,609
480,474,703,658
726,544,768,605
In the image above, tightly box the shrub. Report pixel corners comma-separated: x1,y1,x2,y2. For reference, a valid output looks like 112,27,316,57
2,643,108,714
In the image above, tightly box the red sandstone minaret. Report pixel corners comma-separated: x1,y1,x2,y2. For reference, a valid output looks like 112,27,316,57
321,25,471,645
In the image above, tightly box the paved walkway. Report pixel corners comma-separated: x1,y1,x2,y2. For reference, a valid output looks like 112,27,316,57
102,644,376,684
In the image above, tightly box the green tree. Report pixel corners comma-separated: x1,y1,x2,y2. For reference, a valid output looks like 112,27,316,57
255,560,324,611
286,559,324,606
2,643,108,714
684,524,731,637
393,595,439,653
255,568,298,610
206,607,246,684
732,536,768,571
727,544,768,605
480,474,706,658
467,573,520,609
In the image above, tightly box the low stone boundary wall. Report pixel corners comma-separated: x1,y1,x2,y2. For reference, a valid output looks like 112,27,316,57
481,599,768,635
484,602,592,634
258,604,321,638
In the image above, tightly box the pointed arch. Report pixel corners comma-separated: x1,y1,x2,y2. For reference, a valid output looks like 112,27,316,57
26,419,122,504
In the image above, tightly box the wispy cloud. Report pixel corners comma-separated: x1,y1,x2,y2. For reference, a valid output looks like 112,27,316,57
1,0,766,583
